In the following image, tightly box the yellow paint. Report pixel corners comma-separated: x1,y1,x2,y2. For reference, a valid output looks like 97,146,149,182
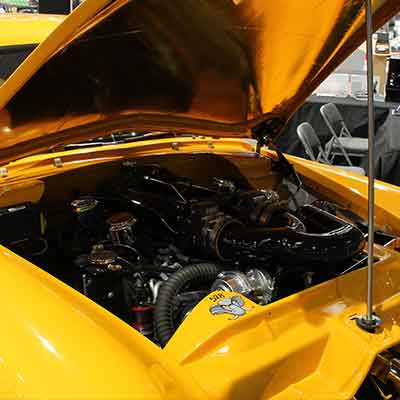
0,0,399,396
0,14,64,47
0,245,206,399
283,153,400,236
0,138,400,398
0,179,44,207
0,0,399,164
2,137,400,235
0,137,258,184
166,244,400,399
0,0,119,108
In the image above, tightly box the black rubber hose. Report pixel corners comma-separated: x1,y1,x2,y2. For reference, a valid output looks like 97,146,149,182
223,205,365,266
154,263,219,347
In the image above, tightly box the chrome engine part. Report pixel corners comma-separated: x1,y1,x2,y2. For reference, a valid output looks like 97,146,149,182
7,163,367,347
107,212,136,246
63,165,366,345
200,214,244,261
211,269,275,305
88,247,118,266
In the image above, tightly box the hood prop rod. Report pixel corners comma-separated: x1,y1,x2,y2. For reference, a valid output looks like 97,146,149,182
356,0,383,333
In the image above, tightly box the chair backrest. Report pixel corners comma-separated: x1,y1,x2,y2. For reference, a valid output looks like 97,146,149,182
297,122,327,162
320,102,351,137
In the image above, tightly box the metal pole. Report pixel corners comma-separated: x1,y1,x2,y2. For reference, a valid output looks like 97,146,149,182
366,0,375,323
356,0,382,332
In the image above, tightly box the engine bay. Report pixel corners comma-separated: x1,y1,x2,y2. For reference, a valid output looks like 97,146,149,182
0,154,376,347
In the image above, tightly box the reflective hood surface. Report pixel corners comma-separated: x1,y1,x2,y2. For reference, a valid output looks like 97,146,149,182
0,0,399,163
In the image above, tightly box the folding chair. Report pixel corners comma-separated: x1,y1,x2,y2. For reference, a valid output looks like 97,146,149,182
296,122,365,175
320,103,368,166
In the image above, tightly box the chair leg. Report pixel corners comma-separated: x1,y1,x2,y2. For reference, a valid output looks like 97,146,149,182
332,138,354,166
325,137,335,162
326,138,346,165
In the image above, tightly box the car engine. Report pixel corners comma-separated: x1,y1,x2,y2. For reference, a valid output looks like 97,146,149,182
0,161,367,346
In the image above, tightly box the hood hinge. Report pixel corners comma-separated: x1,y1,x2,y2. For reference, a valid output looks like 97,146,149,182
252,118,302,189
251,117,285,154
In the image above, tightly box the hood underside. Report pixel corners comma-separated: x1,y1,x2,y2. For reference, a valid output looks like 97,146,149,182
0,0,399,164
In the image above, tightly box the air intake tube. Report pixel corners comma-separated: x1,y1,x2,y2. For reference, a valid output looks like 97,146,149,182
219,205,365,266
154,263,219,347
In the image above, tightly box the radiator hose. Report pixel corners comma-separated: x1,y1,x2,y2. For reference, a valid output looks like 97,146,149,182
154,263,219,347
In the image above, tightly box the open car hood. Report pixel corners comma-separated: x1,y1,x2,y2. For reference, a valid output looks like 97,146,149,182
0,0,399,164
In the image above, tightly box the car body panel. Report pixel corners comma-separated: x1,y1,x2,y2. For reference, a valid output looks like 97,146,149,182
0,244,206,399
0,14,64,84
1,139,400,398
1,137,400,235
0,0,400,397
0,13,64,47
165,248,400,399
0,0,399,164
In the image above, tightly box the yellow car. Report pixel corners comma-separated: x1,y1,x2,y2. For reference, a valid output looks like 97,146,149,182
0,13,64,84
0,1,400,399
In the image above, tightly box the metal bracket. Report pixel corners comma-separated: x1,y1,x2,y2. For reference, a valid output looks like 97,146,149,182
392,105,400,116
251,117,285,154
53,157,63,168
355,314,383,333
0,167,8,178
